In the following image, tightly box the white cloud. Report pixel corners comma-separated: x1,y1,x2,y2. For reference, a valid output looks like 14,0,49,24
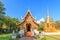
37,18,45,24
40,18,45,22
21,16,23,19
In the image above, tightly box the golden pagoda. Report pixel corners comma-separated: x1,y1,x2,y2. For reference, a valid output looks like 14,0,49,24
44,9,56,32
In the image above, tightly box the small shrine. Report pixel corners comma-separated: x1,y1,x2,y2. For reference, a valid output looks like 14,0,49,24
44,10,56,32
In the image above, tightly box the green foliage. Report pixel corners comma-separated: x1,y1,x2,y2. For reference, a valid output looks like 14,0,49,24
0,20,3,27
0,1,20,33
0,1,5,28
38,25,44,31
0,33,19,40
0,1,5,13
0,1,5,20
2,23,7,29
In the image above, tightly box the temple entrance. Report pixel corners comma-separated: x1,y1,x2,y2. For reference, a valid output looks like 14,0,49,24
26,23,31,32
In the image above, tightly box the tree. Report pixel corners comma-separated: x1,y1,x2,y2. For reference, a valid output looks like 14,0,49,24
0,1,6,33
0,1,5,28
38,21,45,31
0,1,20,33
0,1,5,20
10,18,19,31
38,24,44,31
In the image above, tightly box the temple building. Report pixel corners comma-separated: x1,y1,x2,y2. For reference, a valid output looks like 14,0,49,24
17,9,39,32
44,10,56,32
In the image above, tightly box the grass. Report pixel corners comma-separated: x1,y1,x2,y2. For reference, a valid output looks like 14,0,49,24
46,36,57,40
0,33,19,40
50,35,60,39
36,35,60,40
0,34,12,40
46,35,60,40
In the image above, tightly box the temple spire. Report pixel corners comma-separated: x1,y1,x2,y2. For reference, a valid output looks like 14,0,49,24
28,9,30,12
47,8,50,18
46,8,50,23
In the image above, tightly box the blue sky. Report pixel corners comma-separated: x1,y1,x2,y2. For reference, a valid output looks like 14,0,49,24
1,0,60,21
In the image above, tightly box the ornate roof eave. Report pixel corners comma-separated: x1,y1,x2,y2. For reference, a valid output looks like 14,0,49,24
22,9,35,21
16,20,25,26
33,21,40,26
16,20,39,27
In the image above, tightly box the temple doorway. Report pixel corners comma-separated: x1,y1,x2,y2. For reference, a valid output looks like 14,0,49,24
26,23,31,32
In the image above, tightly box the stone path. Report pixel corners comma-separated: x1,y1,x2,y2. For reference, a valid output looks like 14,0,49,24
19,37,37,40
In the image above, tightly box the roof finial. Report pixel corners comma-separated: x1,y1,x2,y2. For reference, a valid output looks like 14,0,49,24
47,8,50,17
28,9,30,12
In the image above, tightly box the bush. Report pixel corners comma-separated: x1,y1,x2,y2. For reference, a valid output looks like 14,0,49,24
16,33,20,38
38,25,44,31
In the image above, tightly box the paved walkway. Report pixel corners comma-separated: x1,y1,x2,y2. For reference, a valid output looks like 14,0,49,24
19,37,37,40
45,32,60,35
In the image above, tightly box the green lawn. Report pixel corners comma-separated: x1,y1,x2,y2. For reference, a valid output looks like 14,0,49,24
37,35,60,40
46,36,57,40
0,33,19,40
46,35,60,40
0,34,11,40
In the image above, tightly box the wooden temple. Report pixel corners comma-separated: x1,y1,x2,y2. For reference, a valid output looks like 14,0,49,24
17,9,39,32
